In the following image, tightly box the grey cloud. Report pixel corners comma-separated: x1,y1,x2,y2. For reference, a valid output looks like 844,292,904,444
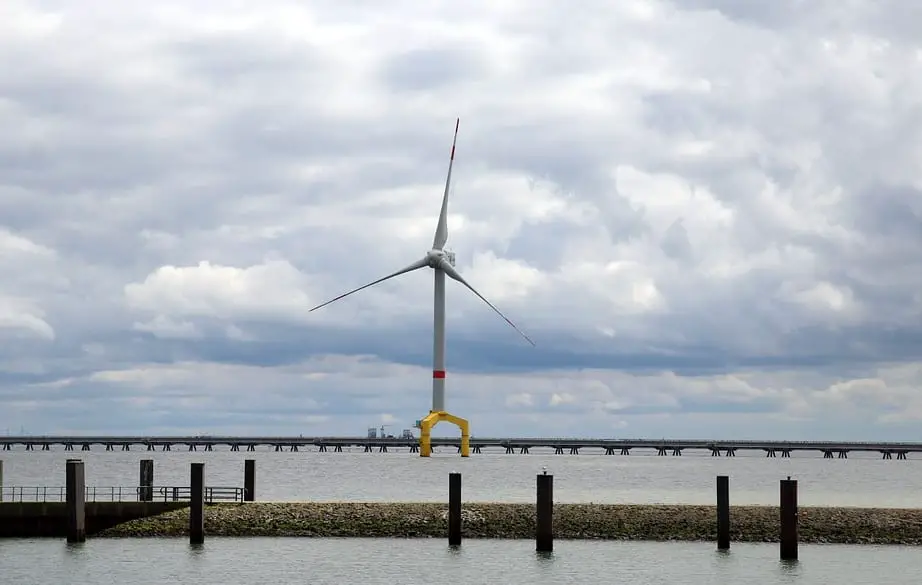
503,218,595,271
851,184,922,243
673,0,922,48
670,0,831,29
659,219,693,261
380,46,487,93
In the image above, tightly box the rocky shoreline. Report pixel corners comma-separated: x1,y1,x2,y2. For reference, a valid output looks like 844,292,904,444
96,502,922,544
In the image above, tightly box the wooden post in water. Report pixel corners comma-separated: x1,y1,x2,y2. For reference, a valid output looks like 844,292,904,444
244,459,255,502
65,459,86,543
448,472,462,546
716,475,730,550
139,459,154,502
536,471,553,552
0,459,4,502
780,477,798,561
190,462,205,545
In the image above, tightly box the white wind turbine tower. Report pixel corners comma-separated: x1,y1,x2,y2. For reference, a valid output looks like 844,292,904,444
309,118,535,457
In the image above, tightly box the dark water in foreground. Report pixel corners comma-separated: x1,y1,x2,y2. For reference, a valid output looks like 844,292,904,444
1,537,920,585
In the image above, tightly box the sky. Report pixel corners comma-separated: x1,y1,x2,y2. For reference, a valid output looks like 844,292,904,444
2,0,921,440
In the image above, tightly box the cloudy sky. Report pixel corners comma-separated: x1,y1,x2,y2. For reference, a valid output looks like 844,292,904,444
2,0,921,440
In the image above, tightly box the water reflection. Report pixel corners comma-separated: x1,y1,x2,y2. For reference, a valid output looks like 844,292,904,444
535,550,555,564
714,548,733,566
64,541,87,557
188,542,206,557
777,558,803,583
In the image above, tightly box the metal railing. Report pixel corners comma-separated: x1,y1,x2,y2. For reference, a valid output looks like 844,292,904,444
154,485,246,503
1,485,246,503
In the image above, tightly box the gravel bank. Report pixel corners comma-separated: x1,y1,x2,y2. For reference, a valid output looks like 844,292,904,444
96,503,922,544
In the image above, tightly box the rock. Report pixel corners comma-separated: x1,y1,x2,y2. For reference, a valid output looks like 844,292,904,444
94,503,922,544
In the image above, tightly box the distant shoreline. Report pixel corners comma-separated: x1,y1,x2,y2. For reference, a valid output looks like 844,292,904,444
97,502,922,544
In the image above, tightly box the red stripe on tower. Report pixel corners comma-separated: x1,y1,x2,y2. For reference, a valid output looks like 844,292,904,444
433,370,446,379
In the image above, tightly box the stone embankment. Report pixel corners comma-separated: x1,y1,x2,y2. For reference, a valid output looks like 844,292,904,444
97,502,922,544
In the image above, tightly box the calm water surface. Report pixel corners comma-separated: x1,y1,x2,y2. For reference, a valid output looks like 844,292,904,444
1,447,921,506
1,538,920,585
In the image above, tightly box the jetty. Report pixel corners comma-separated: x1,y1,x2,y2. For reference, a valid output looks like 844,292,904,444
0,436,920,459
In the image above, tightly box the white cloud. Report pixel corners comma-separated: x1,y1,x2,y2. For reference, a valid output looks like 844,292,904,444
132,315,201,339
461,251,544,303
0,297,55,340
124,259,316,323
506,392,534,408
549,392,576,407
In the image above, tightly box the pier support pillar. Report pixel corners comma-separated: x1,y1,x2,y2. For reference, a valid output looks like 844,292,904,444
716,475,730,550
65,458,86,543
244,459,255,502
448,472,462,546
780,477,798,561
536,472,553,552
139,459,154,502
190,462,204,545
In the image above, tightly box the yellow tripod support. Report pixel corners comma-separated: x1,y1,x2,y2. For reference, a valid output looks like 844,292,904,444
418,411,470,457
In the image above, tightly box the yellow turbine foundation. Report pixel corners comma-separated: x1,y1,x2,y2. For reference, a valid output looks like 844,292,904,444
418,411,470,457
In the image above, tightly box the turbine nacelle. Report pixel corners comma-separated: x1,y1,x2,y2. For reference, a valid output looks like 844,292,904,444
427,248,456,268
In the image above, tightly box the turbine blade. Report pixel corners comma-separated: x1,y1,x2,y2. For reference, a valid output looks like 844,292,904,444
309,257,429,313
432,117,460,250
439,260,536,346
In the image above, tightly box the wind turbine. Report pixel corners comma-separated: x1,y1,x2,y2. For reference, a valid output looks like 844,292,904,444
309,118,535,457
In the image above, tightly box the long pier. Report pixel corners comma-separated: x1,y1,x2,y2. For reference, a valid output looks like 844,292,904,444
0,436,920,459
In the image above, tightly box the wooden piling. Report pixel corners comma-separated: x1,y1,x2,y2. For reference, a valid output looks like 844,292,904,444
244,459,255,502
190,462,204,544
536,472,553,552
780,477,798,560
0,459,4,502
65,459,86,543
448,472,462,546
139,459,154,502
716,475,730,550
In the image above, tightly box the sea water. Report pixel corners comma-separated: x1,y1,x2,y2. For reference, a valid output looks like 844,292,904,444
1,446,920,507
3,447,922,584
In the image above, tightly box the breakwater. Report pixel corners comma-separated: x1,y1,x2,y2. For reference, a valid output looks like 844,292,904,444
0,502,189,538
96,502,922,545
